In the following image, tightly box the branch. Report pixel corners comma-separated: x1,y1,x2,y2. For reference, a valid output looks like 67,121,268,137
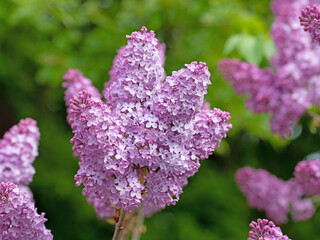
131,205,145,240
112,209,127,240
119,210,136,240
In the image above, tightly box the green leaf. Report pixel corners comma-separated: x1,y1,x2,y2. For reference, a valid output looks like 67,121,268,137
263,39,276,60
223,34,241,55
238,34,259,64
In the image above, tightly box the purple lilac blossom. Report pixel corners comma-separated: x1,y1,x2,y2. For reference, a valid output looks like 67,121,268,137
300,5,320,43
219,0,320,137
62,69,101,125
294,159,320,195
0,118,40,186
0,182,52,240
248,218,291,240
63,27,232,218
236,166,315,224
288,178,315,221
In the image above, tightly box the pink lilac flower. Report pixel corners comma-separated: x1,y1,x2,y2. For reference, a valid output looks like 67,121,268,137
236,166,315,224
0,182,52,240
219,0,320,137
63,27,232,218
248,218,290,240
62,69,101,125
300,5,320,43
287,178,315,221
294,159,320,195
291,196,316,221
0,118,40,186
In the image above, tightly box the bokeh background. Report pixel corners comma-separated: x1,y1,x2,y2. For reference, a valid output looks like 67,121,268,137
1,0,320,239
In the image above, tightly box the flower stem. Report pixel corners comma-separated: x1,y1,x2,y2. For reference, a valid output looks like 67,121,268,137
131,205,145,240
112,210,127,240
119,210,136,240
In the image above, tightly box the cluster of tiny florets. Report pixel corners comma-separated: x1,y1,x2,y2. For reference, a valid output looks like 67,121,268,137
0,182,53,240
300,5,320,43
63,69,101,125
248,218,291,240
0,120,52,238
103,26,166,109
294,159,320,195
236,166,315,224
63,26,232,217
0,118,40,186
220,0,320,136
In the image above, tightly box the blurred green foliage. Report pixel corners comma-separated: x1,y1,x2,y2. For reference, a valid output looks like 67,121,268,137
0,0,320,239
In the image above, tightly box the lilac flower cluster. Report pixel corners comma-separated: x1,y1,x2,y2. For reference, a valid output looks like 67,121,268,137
294,159,320,195
63,69,101,125
236,166,315,224
219,0,320,136
63,27,232,217
300,5,320,43
0,120,53,239
248,219,290,240
0,182,52,240
0,118,40,196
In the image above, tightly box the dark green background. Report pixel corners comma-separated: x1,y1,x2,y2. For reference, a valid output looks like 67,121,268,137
1,0,320,239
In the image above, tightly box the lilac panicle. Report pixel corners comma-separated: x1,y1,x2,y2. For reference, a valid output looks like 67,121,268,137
0,118,40,186
152,61,211,123
219,59,307,136
300,5,320,43
220,0,320,137
70,91,142,213
0,182,53,240
104,26,165,108
0,121,52,238
291,196,315,221
236,167,291,224
64,27,232,218
190,109,231,160
218,59,275,114
236,166,315,224
294,159,320,195
248,219,291,240
62,69,101,125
